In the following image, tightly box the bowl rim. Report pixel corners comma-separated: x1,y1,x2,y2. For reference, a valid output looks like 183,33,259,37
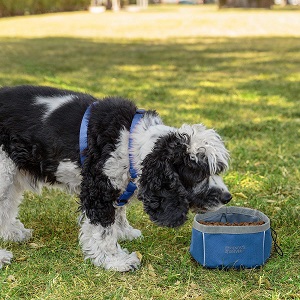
193,206,270,234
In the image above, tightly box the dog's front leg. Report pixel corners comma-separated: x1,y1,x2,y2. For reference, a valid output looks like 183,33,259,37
115,206,142,241
79,217,141,272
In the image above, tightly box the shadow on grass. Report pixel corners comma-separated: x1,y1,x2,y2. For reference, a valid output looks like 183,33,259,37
0,36,298,126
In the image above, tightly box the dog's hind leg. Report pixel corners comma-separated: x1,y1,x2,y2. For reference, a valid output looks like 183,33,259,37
79,216,141,272
115,206,142,241
0,148,27,268
0,148,32,244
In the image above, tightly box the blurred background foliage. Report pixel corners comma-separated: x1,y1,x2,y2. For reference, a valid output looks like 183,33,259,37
0,0,89,17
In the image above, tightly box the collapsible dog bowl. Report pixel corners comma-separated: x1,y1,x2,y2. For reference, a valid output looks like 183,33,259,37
190,206,272,269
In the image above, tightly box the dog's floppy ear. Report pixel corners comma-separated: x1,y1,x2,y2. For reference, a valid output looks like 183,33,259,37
80,157,118,227
138,133,189,228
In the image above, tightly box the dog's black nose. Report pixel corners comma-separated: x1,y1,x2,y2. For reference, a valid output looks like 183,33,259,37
221,192,232,204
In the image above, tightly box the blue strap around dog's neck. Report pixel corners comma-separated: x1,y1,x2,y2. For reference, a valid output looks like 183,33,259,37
79,103,94,165
118,108,145,206
79,103,145,207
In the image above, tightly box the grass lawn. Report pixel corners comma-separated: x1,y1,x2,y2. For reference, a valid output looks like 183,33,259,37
0,5,299,300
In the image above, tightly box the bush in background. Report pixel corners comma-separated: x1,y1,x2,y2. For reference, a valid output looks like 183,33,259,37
0,0,90,17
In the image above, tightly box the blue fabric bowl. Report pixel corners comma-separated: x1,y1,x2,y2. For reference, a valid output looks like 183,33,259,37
190,206,272,269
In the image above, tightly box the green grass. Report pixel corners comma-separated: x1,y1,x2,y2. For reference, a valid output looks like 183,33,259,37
0,5,300,300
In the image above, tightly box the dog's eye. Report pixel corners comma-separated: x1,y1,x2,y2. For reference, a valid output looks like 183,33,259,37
196,176,209,185
196,177,204,184
181,171,208,189
216,162,228,174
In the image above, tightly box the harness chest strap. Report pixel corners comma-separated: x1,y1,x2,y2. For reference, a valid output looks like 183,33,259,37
79,103,145,206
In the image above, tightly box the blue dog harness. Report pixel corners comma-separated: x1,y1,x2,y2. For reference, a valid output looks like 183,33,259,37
79,103,145,206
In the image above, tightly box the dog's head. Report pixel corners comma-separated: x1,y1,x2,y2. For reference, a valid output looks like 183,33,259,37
137,124,231,228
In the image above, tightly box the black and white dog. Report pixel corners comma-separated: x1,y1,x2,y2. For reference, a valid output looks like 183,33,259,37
0,85,231,271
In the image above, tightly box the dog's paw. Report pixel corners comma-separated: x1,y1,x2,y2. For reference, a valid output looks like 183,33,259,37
117,227,142,241
13,227,32,242
126,228,142,241
90,249,141,272
0,220,32,242
0,249,13,269
103,251,141,272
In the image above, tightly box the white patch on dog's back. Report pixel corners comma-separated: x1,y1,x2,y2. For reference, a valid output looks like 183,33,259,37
35,95,75,120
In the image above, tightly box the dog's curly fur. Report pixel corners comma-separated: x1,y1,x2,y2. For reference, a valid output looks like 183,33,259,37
0,85,231,271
